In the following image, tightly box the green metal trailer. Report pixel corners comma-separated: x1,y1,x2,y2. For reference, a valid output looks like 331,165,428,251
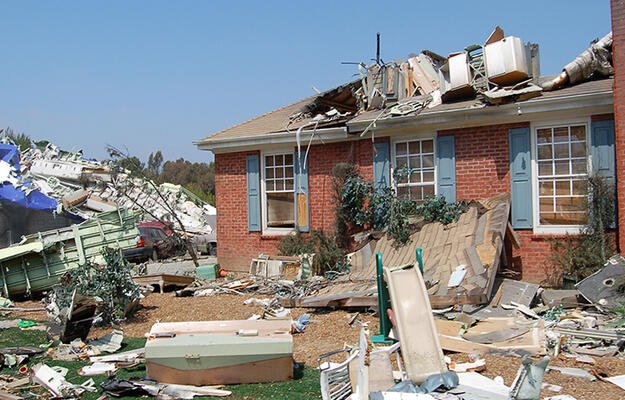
0,208,139,298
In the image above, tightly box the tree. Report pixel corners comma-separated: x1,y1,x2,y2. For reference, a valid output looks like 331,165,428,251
2,127,32,151
147,150,164,177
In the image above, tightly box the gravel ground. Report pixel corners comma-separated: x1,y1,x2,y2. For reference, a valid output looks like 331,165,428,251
11,292,625,399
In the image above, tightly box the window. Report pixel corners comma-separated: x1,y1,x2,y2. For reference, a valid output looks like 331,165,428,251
535,124,588,226
263,153,295,229
394,138,435,202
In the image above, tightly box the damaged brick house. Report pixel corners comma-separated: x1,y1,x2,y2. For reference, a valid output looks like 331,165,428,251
196,23,621,284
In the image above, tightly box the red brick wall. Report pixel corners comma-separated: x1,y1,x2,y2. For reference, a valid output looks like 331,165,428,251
215,139,374,271
439,122,562,284
438,122,528,200
612,0,625,252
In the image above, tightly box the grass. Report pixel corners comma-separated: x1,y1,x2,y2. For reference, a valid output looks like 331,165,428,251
2,325,322,399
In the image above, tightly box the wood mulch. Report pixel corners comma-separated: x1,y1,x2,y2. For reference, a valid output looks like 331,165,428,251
11,292,625,399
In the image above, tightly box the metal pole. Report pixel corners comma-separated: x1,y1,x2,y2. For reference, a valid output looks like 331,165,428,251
416,248,424,274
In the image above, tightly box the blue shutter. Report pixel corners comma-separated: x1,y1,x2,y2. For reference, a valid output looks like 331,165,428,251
294,152,310,232
246,154,261,232
591,119,616,228
436,136,456,203
591,119,615,181
373,141,390,191
509,127,532,229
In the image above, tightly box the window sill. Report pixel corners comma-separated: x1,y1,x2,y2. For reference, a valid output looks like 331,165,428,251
261,228,295,239
532,226,583,236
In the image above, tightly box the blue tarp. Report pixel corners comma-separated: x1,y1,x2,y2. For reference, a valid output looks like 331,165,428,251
0,144,58,211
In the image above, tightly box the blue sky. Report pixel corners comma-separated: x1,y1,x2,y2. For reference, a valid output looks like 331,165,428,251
0,1,612,163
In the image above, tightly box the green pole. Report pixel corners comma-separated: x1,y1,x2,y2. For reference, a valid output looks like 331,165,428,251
416,248,423,274
375,252,391,339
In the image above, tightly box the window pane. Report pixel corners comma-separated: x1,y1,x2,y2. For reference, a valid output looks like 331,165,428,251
538,161,552,176
266,180,275,191
284,154,293,165
285,179,294,191
410,186,423,201
265,156,274,166
396,156,407,168
276,168,284,178
422,140,434,153
396,143,407,156
554,143,569,159
423,184,435,198
409,156,420,169
554,160,569,175
571,142,586,158
570,125,586,142
539,181,554,196
422,154,434,168
572,180,587,195
408,141,420,154
267,192,294,228
397,186,410,198
555,180,570,195
266,168,274,178
410,171,422,183
537,145,552,160
571,159,587,174
537,128,552,144
285,166,293,178
423,170,434,183
553,127,569,143
556,196,586,212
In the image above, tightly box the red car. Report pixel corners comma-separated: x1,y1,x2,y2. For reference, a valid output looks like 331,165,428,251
123,222,178,262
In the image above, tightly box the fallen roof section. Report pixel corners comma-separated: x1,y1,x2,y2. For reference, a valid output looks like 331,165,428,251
281,193,511,309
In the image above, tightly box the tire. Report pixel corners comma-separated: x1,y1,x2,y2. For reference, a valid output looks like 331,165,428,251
209,243,217,256
150,249,159,261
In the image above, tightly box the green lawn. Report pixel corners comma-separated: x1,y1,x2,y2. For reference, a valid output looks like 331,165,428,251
3,327,321,399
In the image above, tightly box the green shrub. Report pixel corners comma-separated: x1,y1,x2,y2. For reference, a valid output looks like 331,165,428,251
551,176,616,284
278,230,349,277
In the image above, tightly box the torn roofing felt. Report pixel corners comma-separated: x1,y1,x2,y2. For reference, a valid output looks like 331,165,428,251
0,143,58,211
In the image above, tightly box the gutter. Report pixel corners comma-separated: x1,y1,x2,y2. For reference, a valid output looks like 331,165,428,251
195,126,350,153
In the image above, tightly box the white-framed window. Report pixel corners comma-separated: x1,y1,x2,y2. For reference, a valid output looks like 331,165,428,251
392,138,436,202
261,152,295,232
533,122,589,230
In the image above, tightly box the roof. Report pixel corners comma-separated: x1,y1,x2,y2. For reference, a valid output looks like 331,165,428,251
197,77,613,146
349,77,613,125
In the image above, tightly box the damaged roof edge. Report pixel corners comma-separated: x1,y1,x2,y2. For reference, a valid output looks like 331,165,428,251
347,88,613,133
195,126,349,153
197,87,612,152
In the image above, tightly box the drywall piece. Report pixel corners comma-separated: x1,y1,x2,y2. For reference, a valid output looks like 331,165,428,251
451,372,510,400
471,279,539,320
548,366,596,381
384,265,447,383
605,374,625,391
541,289,580,308
448,265,467,288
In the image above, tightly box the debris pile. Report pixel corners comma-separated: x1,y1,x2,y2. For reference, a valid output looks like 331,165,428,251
10,140,216,237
